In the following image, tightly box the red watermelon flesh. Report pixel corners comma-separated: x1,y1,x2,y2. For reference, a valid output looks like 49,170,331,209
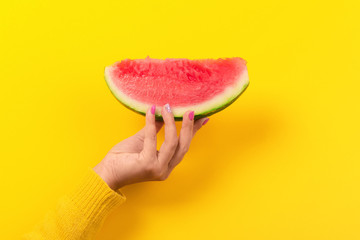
105,57,249,120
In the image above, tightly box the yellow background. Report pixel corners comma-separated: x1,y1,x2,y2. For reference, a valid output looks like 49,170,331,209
1,0,359,239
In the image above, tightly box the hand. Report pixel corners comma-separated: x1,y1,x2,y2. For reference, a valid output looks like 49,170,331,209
93,104,209,190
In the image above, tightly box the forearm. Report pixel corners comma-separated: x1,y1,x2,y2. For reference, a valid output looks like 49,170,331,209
23,168,126,240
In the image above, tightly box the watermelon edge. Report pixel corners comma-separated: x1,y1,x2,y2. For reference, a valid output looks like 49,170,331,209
104,66,249,121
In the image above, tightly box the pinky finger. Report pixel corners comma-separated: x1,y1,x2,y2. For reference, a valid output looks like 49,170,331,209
193,118,209,137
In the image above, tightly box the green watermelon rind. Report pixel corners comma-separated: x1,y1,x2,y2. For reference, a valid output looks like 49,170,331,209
104,66,249,121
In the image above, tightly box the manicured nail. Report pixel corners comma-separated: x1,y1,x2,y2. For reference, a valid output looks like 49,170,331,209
165,103,172,113
189,111,194,121
202,118,209,125
151,105,156,114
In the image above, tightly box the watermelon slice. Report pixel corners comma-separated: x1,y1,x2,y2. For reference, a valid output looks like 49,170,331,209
105,57,249,121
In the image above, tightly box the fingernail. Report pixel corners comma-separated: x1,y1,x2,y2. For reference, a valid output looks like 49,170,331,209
151,105,156,114
202,118,209,125
189,111,194,121
165,103,172,113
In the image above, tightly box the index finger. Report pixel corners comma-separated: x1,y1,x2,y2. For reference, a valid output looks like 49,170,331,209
158,104,178,166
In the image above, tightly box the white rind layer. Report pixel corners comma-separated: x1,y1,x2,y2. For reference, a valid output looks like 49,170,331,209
104,66,249,117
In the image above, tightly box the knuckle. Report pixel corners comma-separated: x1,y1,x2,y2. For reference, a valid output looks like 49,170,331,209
150,134,156,141
185,121,192,129
169,139,179,149
152,167,162,177
144,163,160,177
180,144,190,153
141,152,155,162
155,165,170,181
164,137,178,149
143,164,153,175
158,172,168,181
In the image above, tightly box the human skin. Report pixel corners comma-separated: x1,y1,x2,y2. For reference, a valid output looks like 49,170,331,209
93,104,209,190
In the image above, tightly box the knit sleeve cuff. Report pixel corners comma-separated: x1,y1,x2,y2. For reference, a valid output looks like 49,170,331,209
68,167,126,223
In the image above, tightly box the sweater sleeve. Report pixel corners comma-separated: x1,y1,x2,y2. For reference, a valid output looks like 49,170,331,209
23,168,126,240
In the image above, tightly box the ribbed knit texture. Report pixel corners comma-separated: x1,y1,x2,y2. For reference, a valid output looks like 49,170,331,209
23,168,126,240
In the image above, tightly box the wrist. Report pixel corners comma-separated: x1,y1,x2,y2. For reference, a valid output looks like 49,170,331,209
93,161,118,190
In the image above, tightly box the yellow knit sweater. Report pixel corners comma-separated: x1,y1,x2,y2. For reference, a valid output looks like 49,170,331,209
23,168,126,240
